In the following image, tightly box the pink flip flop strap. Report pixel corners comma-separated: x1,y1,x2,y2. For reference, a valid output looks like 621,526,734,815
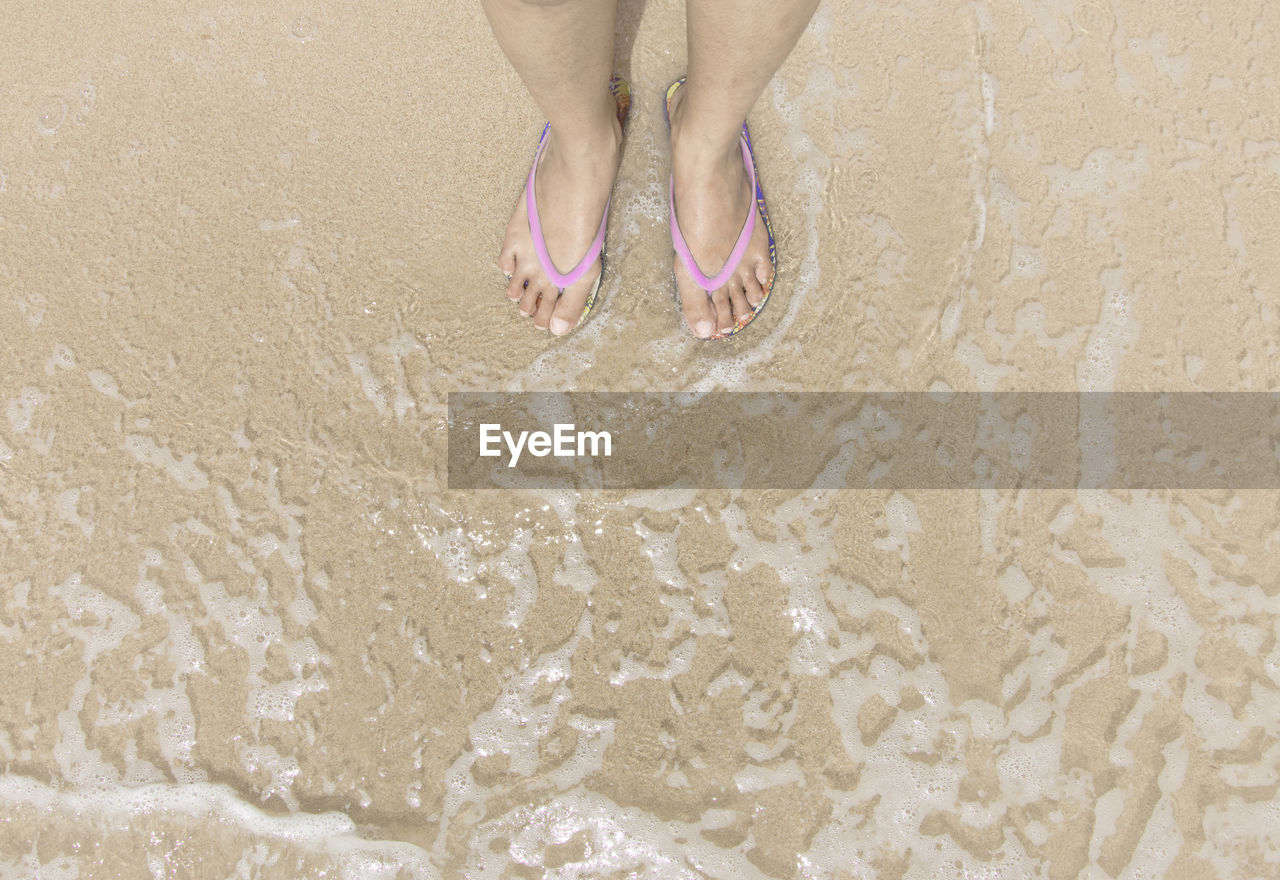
527,125,610,291
669,133,756,292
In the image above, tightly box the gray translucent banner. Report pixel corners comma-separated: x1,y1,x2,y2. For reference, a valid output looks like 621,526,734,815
446,392,1280,490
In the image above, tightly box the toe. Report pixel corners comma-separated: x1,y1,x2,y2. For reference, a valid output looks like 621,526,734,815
680,292,716,339
675,257,716,339
549,271,598,336
507,270,530,302
711,287,734,335
548,314,572,336
729,281,752,322
753,255,773,294
533,282,559,330
518,278,541,316
742,271,764,308
498,247,517,277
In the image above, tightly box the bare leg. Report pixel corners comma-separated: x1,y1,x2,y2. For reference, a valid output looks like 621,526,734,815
670,0,820,337
483,0,622,334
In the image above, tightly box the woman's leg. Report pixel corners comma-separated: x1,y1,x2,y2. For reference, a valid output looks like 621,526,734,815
670,0,820,337
483,0,622,334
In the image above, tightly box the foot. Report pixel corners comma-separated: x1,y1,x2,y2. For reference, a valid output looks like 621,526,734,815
498,105,623,336
668,84,774,339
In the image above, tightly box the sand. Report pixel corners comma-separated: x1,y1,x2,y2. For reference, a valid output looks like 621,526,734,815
1,0,1278,877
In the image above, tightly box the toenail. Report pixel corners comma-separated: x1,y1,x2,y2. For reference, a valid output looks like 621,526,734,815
550,317,570,335
695,320,713,338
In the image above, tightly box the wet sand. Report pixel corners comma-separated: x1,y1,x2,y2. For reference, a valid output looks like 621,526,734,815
2,0,1279,877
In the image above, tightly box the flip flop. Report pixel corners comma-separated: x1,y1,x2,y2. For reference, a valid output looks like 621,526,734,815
665,77,777,339
522,74,631,331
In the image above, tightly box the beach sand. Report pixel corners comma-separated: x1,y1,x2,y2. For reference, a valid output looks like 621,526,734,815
2,0,1279,877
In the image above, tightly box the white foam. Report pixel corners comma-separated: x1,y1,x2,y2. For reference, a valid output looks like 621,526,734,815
0,776,440,879
6,386,46,434
88,369,138,405
44,343,76,375
0,847,81,880
122,435,210,490
54,487,94,537
460,789,755,880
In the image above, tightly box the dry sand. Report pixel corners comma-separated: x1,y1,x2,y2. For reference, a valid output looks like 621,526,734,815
2,0,1279,877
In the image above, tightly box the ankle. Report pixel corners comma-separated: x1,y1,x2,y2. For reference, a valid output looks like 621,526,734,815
671,126,741,181
546,126,619,173
669,101,741,175
546,101,622,165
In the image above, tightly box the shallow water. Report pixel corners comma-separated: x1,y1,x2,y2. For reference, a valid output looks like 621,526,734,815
2,1,1279,877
